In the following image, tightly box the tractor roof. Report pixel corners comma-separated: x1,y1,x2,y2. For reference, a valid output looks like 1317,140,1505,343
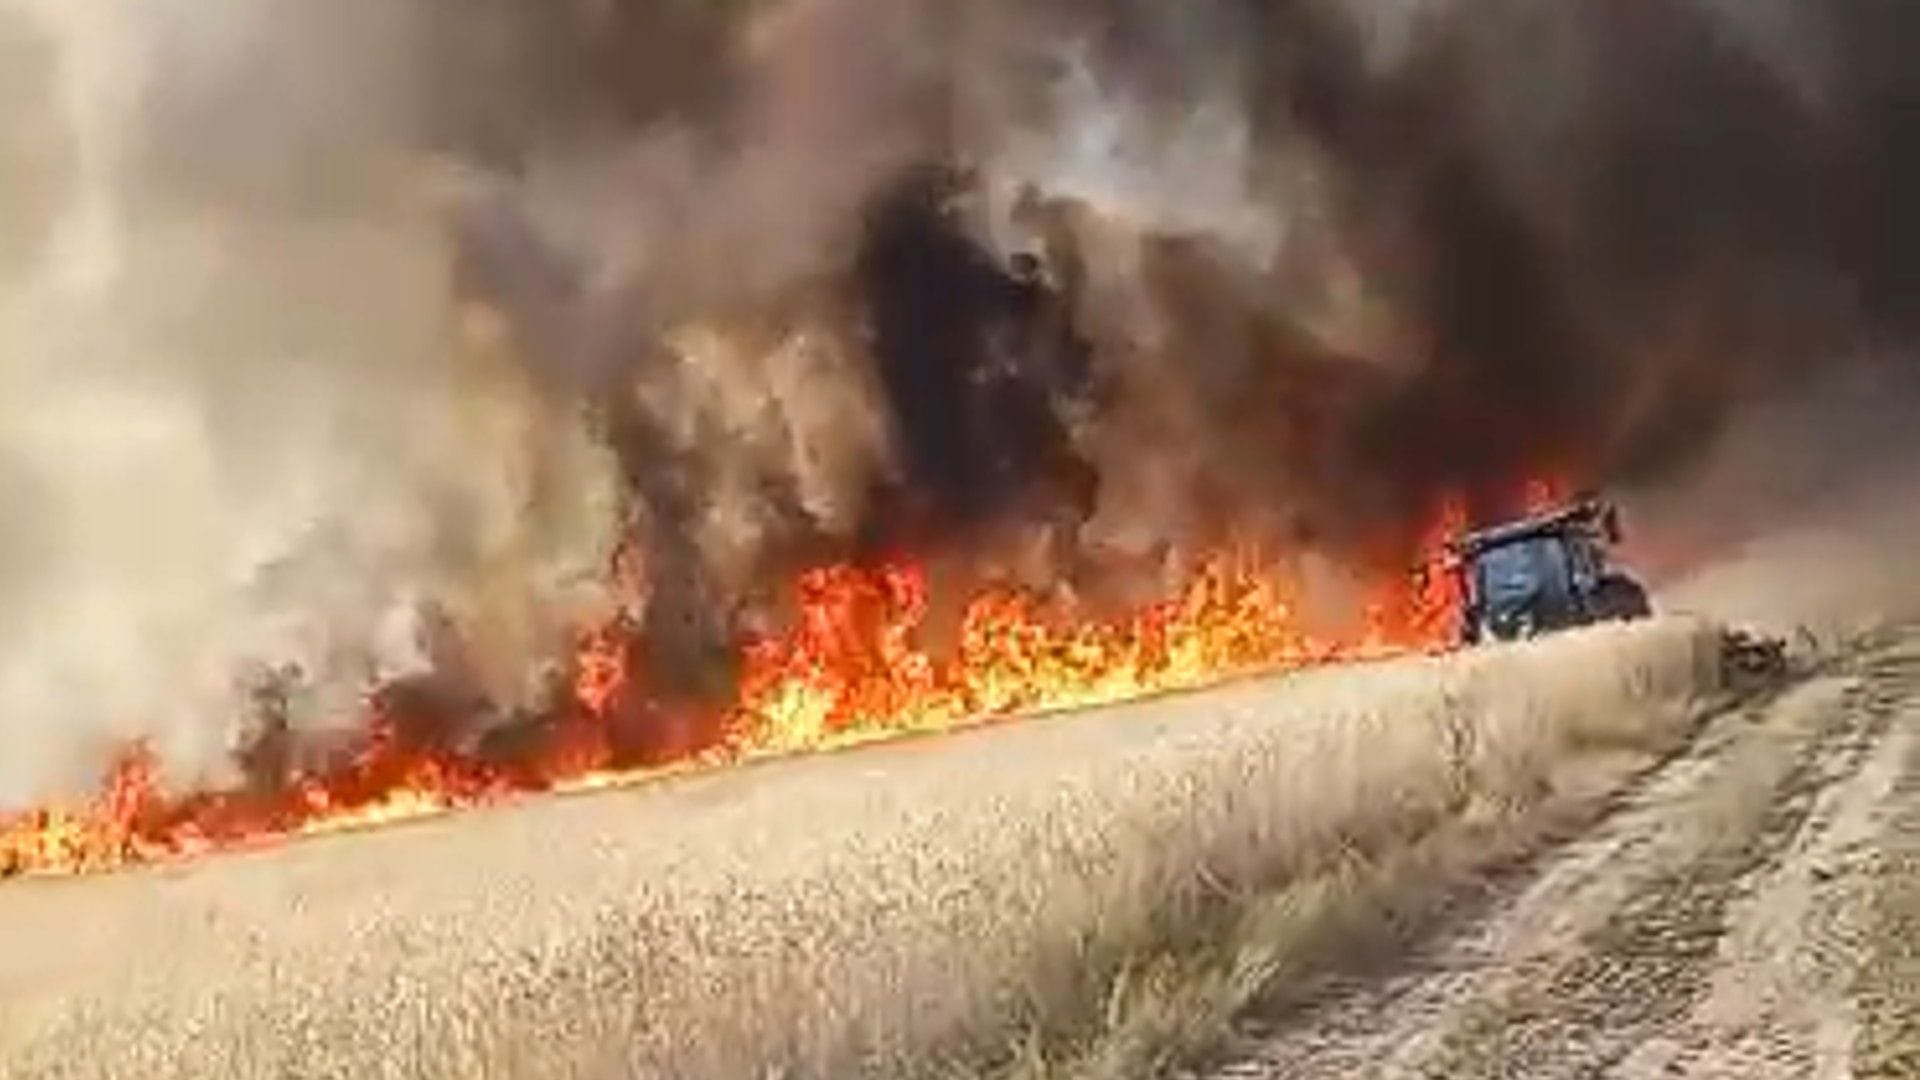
1453,501,1608,558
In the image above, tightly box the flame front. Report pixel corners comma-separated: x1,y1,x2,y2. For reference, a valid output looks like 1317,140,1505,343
1,537,1462,880
731,550,1440,755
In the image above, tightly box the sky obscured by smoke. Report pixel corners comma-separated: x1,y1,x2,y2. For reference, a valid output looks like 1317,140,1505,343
0,0,1914,800
0,1,621,799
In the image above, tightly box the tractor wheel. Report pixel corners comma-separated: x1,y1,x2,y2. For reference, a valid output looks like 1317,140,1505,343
1590,575,1652,623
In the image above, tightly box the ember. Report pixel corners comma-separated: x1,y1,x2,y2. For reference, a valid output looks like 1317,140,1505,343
1,531,1463,880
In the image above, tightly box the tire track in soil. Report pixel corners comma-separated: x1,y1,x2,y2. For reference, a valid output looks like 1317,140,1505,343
1207,630,1920,1080
1413,640,1912,1079
1852,677,1920,1080
1617,643,1918,1080
1203,665,1819,1079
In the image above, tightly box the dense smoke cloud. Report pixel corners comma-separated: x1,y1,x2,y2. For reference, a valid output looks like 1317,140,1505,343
1,0,1915,798
448,0,1920,673
0,0,621,799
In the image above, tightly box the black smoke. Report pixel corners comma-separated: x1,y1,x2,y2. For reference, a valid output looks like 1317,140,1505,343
439,0,1920,690
853,165,1096,537
1235,0,1920,503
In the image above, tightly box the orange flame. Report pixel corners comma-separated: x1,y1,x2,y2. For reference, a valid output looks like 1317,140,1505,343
1,524,1466,880
1521,473,1577,515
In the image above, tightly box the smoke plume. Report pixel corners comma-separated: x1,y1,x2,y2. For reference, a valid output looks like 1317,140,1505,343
445,0,1920,674
1,0,1915,799
0,1,622,799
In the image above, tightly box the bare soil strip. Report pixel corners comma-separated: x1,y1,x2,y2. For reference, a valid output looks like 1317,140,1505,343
1205,630,1920,1080
1854,696,1920,1080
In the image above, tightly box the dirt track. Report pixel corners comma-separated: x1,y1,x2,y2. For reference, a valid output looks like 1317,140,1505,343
1203,627,1920,1080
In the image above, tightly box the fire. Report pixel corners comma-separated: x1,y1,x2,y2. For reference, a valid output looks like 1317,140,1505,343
729,549,1442,756
0,530,1464,881
1521,473,1577,515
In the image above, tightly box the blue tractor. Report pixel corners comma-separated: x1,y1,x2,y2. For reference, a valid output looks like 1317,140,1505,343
1450,498,1653,644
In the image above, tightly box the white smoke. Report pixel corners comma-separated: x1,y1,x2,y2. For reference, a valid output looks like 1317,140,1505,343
990,48,1286,265
0,1,619,802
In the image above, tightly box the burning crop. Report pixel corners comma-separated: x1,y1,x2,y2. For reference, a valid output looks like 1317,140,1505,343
7,0,1910,894
0,532,1465,880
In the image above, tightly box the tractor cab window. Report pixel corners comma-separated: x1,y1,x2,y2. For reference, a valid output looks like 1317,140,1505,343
1473,537,1574,617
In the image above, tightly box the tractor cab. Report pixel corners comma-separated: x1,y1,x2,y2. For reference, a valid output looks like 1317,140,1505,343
1450,498,1652,644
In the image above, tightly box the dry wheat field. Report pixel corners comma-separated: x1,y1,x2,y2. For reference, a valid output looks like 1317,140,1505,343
4,3,1919,1078
0,618,1729,1079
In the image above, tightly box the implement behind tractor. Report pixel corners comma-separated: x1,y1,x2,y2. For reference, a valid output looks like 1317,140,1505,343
1449,497,1653,645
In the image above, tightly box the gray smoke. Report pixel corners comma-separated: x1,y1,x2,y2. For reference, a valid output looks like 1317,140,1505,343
2,0,1915,801
449,0,1920,647
0,1,620,801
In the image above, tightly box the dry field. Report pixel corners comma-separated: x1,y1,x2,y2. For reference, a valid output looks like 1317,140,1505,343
0,618,1731,1079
